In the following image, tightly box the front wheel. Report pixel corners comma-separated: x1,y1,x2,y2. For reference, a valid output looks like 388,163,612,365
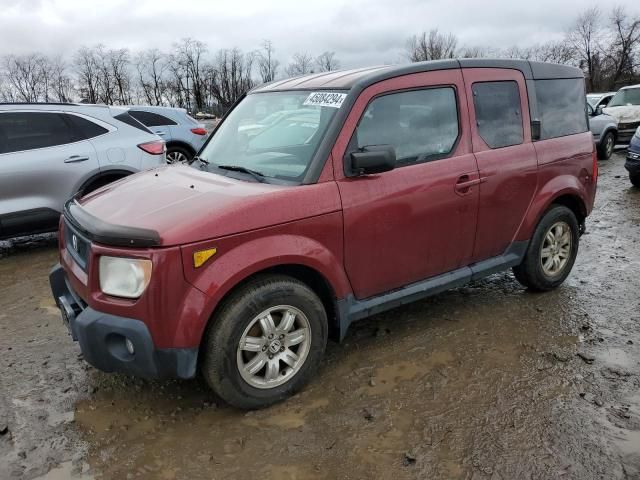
513,205,579,291
631,173,640,188
597,131,615,160
201,275,327,409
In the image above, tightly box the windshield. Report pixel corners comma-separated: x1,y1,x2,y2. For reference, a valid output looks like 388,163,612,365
586,95,601,108
608,88,640,107
199,91,345,183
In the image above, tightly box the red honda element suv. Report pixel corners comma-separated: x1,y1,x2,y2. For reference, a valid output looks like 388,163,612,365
50,60,597,409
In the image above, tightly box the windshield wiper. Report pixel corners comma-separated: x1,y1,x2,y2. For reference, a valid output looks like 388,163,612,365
217,164,268,183
195,156,208,165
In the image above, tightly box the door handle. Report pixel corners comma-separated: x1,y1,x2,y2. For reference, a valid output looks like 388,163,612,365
65,155,90,163
154,131,166,136
455,175,486,195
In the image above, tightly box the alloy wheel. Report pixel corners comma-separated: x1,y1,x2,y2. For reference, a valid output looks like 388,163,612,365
167,151,189,164
540,221,572,277
237,305,312,389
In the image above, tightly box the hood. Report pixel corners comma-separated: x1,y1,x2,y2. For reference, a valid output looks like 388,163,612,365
602,105,640,124
76,165,341,246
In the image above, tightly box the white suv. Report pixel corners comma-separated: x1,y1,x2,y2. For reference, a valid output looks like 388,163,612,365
0,103,166,239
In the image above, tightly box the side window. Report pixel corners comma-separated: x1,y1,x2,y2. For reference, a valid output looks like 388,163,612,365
354,88,459,166
535,79,589,140
65,114,109,140
472,81,524,149
129,110,177,127
0,112,74,154
600,96,612,108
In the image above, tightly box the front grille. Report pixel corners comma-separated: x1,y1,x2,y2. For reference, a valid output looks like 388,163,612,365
619,121,640,130
64,220,90,271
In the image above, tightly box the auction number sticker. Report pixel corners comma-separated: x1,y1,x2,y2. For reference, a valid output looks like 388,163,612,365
303,92,347,108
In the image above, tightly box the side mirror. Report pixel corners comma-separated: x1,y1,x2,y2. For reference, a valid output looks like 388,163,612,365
531,120,541,141
596,106,604,116
346,145,396,177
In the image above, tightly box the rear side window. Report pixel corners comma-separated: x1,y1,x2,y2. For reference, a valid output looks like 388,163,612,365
65,114,109,140
113,112,153,133
354,87,459,167
0,112,74,154
535,79,588,140
472,81,524,148
129,110,177,127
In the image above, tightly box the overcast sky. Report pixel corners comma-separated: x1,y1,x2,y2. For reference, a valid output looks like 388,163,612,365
0,0,637,68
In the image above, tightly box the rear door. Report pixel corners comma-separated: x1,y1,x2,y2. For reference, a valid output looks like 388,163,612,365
0,111,98,237
333,70,480,299
461,68,538,262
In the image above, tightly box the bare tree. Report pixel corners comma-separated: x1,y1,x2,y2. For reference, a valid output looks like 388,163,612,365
286,52,314,77
174,38,208,110
3,54,49,102
315,51,340,72
207,48,254,113
406,29,458,61
135,49,168,106
74,46,100,103
607,7,640,88
568,7,602,91
47,56,73,102
257,40,280,83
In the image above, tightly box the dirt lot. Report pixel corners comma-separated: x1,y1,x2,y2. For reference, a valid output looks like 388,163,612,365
1,151,639,480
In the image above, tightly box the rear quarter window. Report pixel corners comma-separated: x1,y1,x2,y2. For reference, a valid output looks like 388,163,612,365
113,112,153,133
65,114,109,140
535,79,588,140
129,110,177,127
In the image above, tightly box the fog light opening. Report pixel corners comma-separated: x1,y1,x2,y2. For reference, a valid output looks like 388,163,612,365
125,338,135,355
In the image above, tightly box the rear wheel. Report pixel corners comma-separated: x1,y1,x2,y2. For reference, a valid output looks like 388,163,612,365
630,173,640,188
166,146,192,164
201,275,327,409
513,205,579,291
597,131,615,160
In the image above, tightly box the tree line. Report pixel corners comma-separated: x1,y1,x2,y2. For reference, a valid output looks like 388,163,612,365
0,6,638,115
0,39,340,116
406,6,640,92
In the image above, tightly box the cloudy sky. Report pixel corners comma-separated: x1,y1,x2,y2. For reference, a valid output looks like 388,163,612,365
0,0,637,68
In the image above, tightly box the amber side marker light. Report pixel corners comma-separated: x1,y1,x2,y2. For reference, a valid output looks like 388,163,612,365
193,248,217,268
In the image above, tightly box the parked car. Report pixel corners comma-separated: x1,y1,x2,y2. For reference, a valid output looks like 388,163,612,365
625,126,640,187
586,91,616,113
126,106,207,164
50,60,597,409
587,102,618,159
0,103,166,240
603,84,640,144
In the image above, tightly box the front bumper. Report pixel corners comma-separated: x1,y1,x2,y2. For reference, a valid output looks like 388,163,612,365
618,129,636,144
49,264,197,379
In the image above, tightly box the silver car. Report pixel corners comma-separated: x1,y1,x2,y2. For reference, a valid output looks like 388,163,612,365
587,102,618,160
126,106,208,164
0,103,166,239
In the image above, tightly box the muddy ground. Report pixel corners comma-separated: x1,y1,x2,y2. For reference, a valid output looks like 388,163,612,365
1,151,639,480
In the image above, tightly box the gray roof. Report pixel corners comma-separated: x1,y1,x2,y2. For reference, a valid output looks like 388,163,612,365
252,59,584,93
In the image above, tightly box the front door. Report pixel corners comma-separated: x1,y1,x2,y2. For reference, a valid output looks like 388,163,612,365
333,70,480,299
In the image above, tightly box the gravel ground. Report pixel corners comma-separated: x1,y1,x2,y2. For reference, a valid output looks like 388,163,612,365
0,151,639,480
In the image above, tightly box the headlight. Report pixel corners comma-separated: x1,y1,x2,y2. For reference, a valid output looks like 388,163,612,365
99,256,152,299
635,126,640,139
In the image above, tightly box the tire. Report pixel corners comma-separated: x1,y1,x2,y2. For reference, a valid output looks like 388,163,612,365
166,146,192,164
631,173,640,188
513,205,579,292
597,131,615,160
201,275,328,409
